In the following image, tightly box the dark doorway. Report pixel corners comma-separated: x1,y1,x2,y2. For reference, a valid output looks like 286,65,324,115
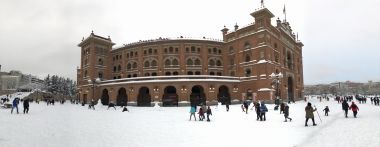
246,89,253,100
162,86,178,106
116,88,128,106
218,85,231,105
190,85,206,106
101,89,109,105
83,94,87,104
138,87,151,106
288,77,294,103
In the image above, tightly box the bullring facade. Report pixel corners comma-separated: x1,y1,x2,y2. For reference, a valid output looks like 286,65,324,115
77,7,304,106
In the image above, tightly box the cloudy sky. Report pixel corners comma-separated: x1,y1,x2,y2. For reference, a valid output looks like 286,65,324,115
0,0,379,84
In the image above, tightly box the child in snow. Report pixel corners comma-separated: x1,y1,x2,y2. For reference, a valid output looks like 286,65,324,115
323,106,330,116
283,103,292,122
198,107,205,121
206,106,212,122
349,102,359,118
23,99,29,114
189,106,196,121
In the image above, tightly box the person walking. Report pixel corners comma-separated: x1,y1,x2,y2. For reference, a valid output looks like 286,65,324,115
243,101,249,114
255,102,261,121
206,106,212,122
323,106,330,116
225,101,230,112
189,106,196,121
259,102,268,121
349,102,359,118
11,98,20,114
283,103,292,122
305,102,317,126
23,99,30,114
280,102,285,114
342,100,349,118
198,107,205,121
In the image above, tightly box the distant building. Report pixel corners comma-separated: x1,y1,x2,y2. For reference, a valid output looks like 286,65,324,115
77,5,304,106
0,69,44,95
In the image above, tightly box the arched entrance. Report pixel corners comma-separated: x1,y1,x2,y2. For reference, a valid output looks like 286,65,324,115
246,89,253,100
287,77,294,103
116,88,128,106
137,87,151,106
101,89,109,105
218,85,231,105
162,86,178,106
190,85,206,106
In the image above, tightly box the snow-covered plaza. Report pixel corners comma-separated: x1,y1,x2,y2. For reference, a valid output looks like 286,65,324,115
1,94,380,147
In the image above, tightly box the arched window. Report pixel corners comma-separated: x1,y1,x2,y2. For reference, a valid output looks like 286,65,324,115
113,76,116,79
172,59,178,65
187,71,194,75
175,48,179,53
217,72,222,76
187,59,193,65
144,61,150,67
144,50,147,55
132,62,137,69
216,60,222,66
209,59,215,66
133,74,137,77
169,47,173,53
118,65,121,71
113,66,117,72
218,49,222,54
194,58,201,65
195,71,201,75
165,59,171,66
127,75,131,78
213,48,217,53
84,70,88,77
191,46,195,52
173,71,179,75
164,48,168,53
210,72,215,75
151,72,157,76
165,72,171,76
245,69,251,77
98,72,103,79
127,63,132,70
144,73,150,76
151,60,157,67
98,58,103,65
244,42,251,49
245,55,251,62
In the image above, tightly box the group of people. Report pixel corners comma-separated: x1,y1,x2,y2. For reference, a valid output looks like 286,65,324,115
10,98,30,114
189,105,212,122
370,96,380,105
342,100,359,118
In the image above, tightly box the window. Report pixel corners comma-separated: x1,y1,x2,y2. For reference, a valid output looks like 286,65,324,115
230,71,235,76
186,47,189,52
195,71,201,75
134,52,137,56
154,49,157,54
98,72,103,79
173,71,178,75
244,42,251,49
216,60,222,66
98,58,103,65
209,59,215,66
169,47,173,53
229,46,234,53
84,70,88,77
165,72,171,76
197,48,200,53
144,73,150,76
133,74,137,77
151,72,157,76
144,50,147,55
165,59,171,66
191,46,195,52
172,59,178,65
208,48,211,54
127,53,129,58
144,61,150,67
113,66,117,72
217,72,222,76
187,59,193,65
213,48,217,53
133,62,137,69
84,59,88,65
210,72,215,75
113,76,116,79
118,65,121,71
245,55,251,62
164,48,168,53
194,58,201,65
151,60,157,67
148,48,152,54
127,75,131,78
127,63,132,70
274,43,278,49
187,71,193,75
175,48,178,53
117,76,121,79
218,49,222,54
245,69,251,77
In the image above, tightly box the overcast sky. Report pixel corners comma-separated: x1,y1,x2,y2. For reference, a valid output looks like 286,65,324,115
0,0,379,84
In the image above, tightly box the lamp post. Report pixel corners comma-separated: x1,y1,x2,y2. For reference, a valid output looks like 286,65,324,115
270,72,283,105
88,78,100,103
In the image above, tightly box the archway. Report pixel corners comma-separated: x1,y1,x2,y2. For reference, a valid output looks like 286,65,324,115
116,88,128,106
246,89,253,100
218,85,231,105
101,89,109,105
287,77,294,103
137,87,151,106
162,86,178,106
190,85,206,106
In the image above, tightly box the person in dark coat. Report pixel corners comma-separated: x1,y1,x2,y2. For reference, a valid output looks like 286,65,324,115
198,107,205,121
283,103,292,122
280,103,285,114
323,106,330,116
122,106,129,112
342,100,349,118
243,101,249,114
255,102,261,121
259,102,268,121
11,98,20,114
107,102,116,110
206,106,212,122
305,102,317,126
23,99,30,114
349,102,359,118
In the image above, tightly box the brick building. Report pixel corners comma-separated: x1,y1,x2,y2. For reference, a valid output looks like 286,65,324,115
77,7,304,106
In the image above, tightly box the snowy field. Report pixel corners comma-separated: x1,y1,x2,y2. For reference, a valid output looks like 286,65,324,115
1,95,380,147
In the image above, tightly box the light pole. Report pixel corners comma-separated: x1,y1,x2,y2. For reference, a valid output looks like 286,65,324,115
270,72,283,105
88,78,100,103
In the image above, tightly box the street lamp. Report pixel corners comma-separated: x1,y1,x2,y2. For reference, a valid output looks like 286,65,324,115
88,78,101,103
270,72,283,105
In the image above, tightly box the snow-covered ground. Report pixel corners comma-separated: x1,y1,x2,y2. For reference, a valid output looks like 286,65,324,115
1,96,380,147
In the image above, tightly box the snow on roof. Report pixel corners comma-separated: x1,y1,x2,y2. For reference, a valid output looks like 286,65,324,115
257,60,268,64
